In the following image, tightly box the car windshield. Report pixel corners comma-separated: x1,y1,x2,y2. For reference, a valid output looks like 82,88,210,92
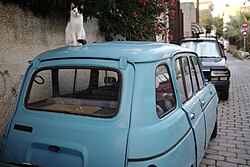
181,40,221,58
25,67,121,118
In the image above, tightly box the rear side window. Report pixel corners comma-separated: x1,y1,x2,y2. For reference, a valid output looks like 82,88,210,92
190,56,204,90
25,68,121,118
155,65,176,117
175,56,193,103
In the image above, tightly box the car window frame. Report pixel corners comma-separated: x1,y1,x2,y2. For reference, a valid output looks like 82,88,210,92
24,66,122,118
155,63,177,118
190,54,206,91
174,54,194,104
189,54,205,93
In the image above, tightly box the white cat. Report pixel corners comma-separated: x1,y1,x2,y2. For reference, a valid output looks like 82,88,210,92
65,3,86,46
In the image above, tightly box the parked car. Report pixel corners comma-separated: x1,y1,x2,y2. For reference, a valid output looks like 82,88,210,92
0,42,218,167
180,37,230,100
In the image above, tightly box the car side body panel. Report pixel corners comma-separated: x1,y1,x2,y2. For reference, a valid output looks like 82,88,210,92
127,129,195,167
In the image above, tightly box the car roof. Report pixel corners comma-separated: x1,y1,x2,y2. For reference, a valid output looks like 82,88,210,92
32,41,194,64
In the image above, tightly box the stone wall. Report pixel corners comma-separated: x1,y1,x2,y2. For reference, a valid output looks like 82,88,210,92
0,2,105,142
180,2,196,37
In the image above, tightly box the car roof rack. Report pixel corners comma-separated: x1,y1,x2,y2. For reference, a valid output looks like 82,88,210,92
181,35,218,40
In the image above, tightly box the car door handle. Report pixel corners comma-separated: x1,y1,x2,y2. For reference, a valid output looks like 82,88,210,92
190,113,196,120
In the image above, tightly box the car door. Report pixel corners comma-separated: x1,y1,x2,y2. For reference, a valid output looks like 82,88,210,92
189,55,218,146
127,62,196,167
174,54,206,166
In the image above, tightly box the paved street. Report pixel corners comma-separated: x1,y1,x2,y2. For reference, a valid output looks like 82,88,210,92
200,53,250,167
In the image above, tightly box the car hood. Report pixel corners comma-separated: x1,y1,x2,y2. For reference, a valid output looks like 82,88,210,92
200,57,225,69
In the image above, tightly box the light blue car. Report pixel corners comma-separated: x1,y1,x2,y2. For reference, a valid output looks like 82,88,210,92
0,42,218,167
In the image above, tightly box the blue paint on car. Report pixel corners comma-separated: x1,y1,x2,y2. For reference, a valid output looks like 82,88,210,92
0,41,218,167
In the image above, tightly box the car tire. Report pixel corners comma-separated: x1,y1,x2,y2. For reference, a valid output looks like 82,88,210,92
211,120,217,139
220,90,229,100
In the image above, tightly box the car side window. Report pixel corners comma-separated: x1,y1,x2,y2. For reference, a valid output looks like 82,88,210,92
190,56,204,90
175,56,193,103
155,65,176,117
189,56,199,93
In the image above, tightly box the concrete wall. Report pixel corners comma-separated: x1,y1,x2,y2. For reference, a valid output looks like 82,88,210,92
0,2,105,141
180,2,196,37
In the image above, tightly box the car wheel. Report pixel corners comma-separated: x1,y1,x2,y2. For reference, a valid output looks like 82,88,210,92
211,120,217,139
220,90,229,100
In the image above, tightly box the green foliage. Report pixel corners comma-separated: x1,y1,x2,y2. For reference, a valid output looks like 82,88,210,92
199,9,222,37
98,0,175,41
224,15,242,45
213,17,223,38
0,0,175,41
224,12,250,48
199,9,213,29
199,9,224,38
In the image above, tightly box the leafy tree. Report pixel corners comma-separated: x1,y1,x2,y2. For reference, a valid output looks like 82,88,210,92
199,9,213,31
224,12,250,50
224,15,242,45
98,0,176,41
199,9,223,38
213,17,224,38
